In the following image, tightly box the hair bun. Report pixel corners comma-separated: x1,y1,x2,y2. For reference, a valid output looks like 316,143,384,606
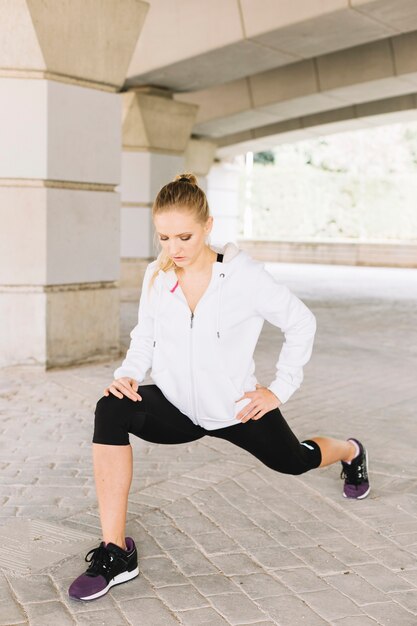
174,173,198,185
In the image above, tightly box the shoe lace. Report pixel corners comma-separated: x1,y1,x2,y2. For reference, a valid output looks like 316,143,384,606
340,459,367,485
84,544,114,576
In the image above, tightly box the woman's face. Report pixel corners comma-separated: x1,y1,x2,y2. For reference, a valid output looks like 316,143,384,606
154,209,213,267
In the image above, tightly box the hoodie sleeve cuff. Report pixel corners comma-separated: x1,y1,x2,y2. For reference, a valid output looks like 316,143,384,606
113,366,144,383
267,379,297,405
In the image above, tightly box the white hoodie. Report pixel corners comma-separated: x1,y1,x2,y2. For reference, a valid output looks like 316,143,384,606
114,242,316,430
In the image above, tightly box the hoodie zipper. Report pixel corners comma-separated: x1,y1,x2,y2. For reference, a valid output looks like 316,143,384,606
172,264,221,423
189,311,198,419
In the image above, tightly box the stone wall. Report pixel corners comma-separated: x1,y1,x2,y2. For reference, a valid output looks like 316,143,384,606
238,239,417,268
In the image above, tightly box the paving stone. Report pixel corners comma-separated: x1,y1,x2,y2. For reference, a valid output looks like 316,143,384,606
193,530,241,555
208,553,264,576
300,588,364,621
294,520,342,541
201,506,260,532
176,606,229,625
292,546,347,575
247,546,304,570
163,498,203,519
173,513,220,535
318,536,376,566
354,563,415,593
366,545,417,571
275,567,330,593
119,597,181,625
25,601,75,626
139,509,173,527
274,529,315,549
230,573,289,599
257,594,328,625
167,547,219,576
6,573,59,603
324,571,386,605
155,584,209,611
139,556,189,587
208,592,269,624
0,597,27,626
68,607,131,625
364,601,417,625
389,589,417,614
189,574,240,596
147,524,196,550
231,528,279,550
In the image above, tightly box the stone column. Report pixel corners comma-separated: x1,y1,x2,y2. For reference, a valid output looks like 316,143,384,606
184,138,217,193
0,0,148,368
119,88,198,289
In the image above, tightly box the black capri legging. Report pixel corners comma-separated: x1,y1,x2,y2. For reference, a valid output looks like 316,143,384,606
92,384,321,475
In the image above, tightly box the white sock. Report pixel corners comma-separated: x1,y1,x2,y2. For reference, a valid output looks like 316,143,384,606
345,439,360,464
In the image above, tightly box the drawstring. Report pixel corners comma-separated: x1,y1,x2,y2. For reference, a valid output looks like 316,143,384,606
216,272,226,338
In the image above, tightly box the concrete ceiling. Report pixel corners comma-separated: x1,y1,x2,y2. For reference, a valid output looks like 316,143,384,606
124,0,417,154
126,0,417,92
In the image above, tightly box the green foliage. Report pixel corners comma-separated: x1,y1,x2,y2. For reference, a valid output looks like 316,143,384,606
253,150,275,165
238,120,417,242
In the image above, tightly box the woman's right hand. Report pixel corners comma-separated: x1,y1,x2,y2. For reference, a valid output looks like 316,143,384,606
104,377,142,401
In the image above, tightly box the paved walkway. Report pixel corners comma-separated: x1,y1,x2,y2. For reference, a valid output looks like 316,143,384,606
1,262,417,626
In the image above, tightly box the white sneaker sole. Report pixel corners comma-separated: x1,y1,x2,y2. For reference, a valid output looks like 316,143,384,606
75,566,140,601
343,448,370,499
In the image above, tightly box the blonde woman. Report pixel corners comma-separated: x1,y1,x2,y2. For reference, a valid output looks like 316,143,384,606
68,174,370,602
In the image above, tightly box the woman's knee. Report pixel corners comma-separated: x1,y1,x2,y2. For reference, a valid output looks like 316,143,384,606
92,394,130,445
267,440,322,475
268,459,310,475
282,440,322,475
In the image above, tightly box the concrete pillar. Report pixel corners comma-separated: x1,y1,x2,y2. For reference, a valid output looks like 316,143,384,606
0,0,148,368
184,138,217,193
120,88,198,288
206,160,242,246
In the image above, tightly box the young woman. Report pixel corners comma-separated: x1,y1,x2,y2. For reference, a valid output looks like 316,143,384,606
68,173,370,602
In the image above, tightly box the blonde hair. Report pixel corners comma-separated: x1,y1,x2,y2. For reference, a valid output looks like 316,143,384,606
148,172,211,292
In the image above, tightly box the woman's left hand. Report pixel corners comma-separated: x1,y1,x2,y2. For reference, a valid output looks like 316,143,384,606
235,384,282,422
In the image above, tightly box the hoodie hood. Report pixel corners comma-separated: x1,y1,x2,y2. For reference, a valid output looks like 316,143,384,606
210,241,241,263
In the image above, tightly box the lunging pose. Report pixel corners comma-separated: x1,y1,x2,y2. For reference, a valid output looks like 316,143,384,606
68,173,370,602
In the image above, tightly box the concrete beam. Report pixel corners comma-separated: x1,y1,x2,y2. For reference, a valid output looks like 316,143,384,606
175,33,417,138
184,139,217,176
122,89,198,153
126,0,417,91
215,93,417,157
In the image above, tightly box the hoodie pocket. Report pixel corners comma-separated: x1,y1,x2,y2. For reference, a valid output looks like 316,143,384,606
196,364,251,423
151,367,190,417
196,366,238,421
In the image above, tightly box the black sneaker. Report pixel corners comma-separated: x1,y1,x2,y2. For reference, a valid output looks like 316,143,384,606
68,536,139,601
341,438,370,499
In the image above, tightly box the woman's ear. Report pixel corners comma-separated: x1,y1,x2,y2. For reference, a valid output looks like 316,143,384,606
205,216,214,235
